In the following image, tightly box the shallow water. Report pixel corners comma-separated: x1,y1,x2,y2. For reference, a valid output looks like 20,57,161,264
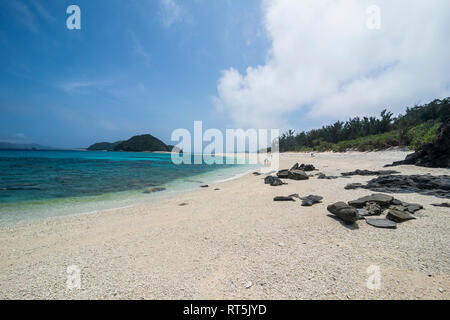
0,150,257,225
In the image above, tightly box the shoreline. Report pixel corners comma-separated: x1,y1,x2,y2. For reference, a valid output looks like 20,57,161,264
1,151,449,299
0,161,258,227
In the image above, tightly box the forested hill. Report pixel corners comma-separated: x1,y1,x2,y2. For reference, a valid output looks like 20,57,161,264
88,134,169,152
279,98,449,152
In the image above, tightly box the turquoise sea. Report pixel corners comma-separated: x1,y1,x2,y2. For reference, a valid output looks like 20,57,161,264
0,150,257,225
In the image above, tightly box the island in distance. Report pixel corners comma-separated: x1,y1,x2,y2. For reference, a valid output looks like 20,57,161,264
87,134,181,153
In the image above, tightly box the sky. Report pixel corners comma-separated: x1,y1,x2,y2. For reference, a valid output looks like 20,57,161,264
0,0,449,149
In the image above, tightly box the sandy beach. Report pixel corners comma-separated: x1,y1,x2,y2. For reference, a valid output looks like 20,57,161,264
0,151,449,300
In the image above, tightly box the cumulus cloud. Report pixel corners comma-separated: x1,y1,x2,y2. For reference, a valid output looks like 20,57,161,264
215,0,450,129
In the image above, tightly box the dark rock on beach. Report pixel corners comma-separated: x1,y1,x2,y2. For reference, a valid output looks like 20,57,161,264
300,195,323,206
318,173,339,180
431,203,450,208
366,219,397,229
345,183,364,190
288,169,309,180
290,163,316,171
362,174,450,198
276,169,290,179
299,164,316,171
264,176,285,186
327,202,359,224
385,119,450,168
363,202,383,216
274,196,296,202
341,169,399,176
386,208,416,222
348,194,394,208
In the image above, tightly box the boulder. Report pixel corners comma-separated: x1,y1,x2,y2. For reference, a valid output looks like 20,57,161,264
264,176,285,186
327,202,360,224
288,169,309,180
276,169,290,179
299,164,316,171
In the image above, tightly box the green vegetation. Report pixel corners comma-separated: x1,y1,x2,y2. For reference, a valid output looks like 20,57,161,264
87,141,123,151
406,121,442,150
114,134,169,152
279,98,449,152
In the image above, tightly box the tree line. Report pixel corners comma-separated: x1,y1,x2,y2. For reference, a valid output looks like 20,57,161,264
279,97,449,152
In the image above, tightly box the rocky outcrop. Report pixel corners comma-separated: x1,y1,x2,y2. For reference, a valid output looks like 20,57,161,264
341,169,399,176
386,119,450,168
344,174,450,198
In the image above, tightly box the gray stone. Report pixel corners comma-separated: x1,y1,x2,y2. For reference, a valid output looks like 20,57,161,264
288,169,309,180
431,203,450,208
276,169,290,179
345,183,363,190
386,209,416,222
264,176,285,186
363,202,383,216
327,202,359,224
318,173,339,180
274,196,295,202
348,194,394,208
357,209,370,216
300,195,323,206
366,219,397,229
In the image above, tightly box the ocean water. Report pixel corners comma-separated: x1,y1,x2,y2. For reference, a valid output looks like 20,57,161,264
0,150,257,225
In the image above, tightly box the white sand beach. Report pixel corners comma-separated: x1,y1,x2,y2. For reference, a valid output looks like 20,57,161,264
0,151,449,299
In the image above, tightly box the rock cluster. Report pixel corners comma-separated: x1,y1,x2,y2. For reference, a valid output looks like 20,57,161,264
327,193,423,228
385,119,450,168
345,174,450,198
276,163,315,182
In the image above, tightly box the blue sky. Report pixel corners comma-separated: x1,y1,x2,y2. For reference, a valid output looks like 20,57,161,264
1,1,449,149
0,0,269,148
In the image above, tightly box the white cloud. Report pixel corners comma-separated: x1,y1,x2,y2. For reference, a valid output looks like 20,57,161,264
215,0,450,129
159,0,184,28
